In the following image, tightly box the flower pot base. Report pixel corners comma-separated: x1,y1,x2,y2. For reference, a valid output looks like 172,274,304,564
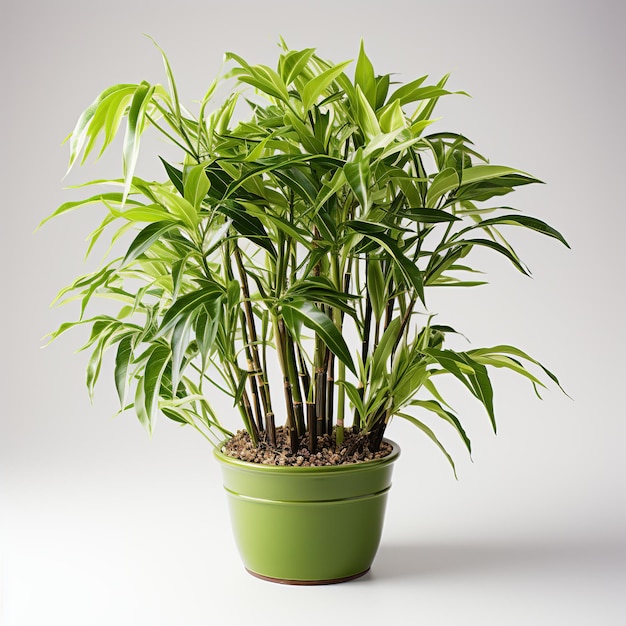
245,567,370,585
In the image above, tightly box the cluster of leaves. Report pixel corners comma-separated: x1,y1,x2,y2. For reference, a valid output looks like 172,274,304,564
44,39,568,473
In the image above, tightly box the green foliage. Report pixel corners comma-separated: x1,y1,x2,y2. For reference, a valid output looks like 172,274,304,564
44,39,568,472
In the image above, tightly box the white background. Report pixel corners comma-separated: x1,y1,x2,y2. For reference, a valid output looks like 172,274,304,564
1,1,625,624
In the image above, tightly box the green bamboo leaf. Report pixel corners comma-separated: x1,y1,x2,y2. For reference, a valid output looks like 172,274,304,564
147,36,181,119
106,202,173,223
216,203,276,257
348,221,425,304
244,204,311,246
302,59,352,111
152,185,198,228
446,238,530,275
282,300,356,375
184,163,211,211
284,111,326,153
460,214,570,248
336,380,366,422
66,84,137,172
367,258,386,322
123,81,156,203
371,317,402,380
272,167,318,204
354,85,381,139
159,157,184,195
467,344,568,395
426,165,536,207
114,335,133,406
411,399,471,455
136,345,171,434
39,193,142,228
226,53,290,102
378,100,405,133
397,412,457,478
386,75,428,106
404,208,461,223
281,48,316,85
426,166,459,207
424,349,496,432
355,40,376,108
122,221,178,266
344,153,371,210
156,285,224,339
85,323,125,399
171,316,193,392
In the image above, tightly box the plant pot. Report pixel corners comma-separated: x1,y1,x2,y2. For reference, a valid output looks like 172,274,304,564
214,440,400,585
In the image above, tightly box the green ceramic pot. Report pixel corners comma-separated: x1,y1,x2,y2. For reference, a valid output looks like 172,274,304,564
214,440,400,585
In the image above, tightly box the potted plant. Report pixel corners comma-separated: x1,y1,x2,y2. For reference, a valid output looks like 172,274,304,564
43,40,568,584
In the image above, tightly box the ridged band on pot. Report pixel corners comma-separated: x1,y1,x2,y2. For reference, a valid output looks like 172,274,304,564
214,440,400,584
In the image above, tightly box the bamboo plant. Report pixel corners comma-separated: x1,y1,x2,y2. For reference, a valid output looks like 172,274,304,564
43,40,568,473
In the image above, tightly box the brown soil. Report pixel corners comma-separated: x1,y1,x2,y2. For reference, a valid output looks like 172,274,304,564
222,427,392,467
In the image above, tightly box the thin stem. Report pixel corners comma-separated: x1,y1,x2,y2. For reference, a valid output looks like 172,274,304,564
275,318,299,454
335,271,350,446
145,113,197,160
234,245,273,433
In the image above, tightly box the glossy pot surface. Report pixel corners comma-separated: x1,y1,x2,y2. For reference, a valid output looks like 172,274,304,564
214,440,400,584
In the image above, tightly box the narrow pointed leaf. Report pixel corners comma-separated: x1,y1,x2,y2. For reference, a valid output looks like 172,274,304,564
136,345,171,434
114,336,133,406
122,221,178,266
302,60,352,111
462,214,570,248
397,412,457,478
282,300,356,375
122,82,156,203
355,41,376,107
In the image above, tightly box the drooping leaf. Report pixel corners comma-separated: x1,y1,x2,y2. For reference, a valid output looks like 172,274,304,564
122,221,179,266
66,84,137,172
155,284,224,339
424,349,496,432
411,399,472,455
460,214,570,248
397,412,457,478
114,335,133,407
404,208,461,223
282,300,356,375
122,81,156,202
136,345,171,434
348,221,425,304
216,203,276,257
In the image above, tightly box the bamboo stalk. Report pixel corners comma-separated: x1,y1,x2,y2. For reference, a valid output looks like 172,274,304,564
384,277,395,330
266,412,276,447
325,349,335,436
297,346,311,401
285,330,305,436
234,245,274,434
239,309,264,433
355,265,373,434
227,361,259,446
276,318,299,454
335,272,350,447
391,295,418,359
307,402,317,453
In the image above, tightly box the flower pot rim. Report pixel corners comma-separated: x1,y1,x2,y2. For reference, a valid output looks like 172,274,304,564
214,438,400,474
